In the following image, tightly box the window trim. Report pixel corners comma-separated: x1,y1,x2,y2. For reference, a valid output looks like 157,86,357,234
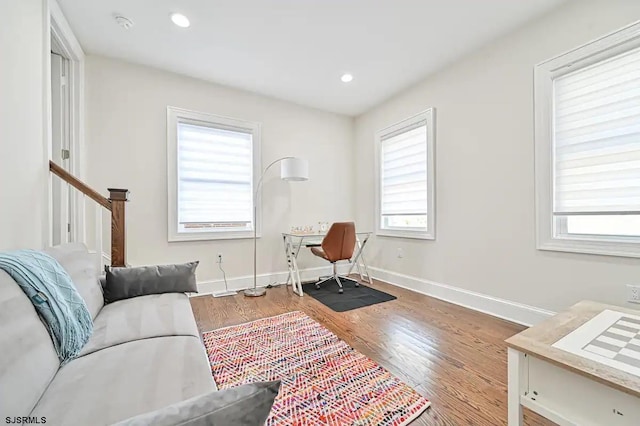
375,109,436,240
167,106,261,242
535,20,640,258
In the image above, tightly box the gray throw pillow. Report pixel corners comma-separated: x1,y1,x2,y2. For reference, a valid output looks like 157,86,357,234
114,381,281,426
104,261,199,303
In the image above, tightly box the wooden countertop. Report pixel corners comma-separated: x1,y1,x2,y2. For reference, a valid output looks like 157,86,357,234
506,300,640,398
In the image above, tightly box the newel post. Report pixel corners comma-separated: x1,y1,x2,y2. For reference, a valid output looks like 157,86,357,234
108,188,129,267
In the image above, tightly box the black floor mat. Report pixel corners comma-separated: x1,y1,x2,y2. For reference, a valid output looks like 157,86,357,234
302,278,397,312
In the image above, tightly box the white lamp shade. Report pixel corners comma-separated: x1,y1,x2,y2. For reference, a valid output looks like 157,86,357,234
280,157,309,181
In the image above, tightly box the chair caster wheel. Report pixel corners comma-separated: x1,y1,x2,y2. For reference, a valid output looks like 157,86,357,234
338,288,343,294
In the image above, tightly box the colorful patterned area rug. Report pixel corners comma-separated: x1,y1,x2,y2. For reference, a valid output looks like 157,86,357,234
203,311,430,425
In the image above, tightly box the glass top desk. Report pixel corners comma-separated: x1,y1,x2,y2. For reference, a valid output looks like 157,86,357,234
281,231,373,296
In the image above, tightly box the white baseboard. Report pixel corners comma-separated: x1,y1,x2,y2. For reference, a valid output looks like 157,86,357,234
196,264,351,295
369,267,555,327
196,263,553,327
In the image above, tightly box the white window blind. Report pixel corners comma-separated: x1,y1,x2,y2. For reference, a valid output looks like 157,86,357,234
380,122,428,219
553,46,640,216
177,122,253,231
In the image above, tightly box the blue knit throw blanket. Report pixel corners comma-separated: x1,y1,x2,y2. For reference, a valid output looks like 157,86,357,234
0,249,93,363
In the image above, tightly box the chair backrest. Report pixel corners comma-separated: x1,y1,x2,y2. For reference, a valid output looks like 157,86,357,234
321,222,356,262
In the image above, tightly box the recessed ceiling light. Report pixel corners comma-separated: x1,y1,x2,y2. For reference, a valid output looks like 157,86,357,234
170,13,190,28
341,73,354,83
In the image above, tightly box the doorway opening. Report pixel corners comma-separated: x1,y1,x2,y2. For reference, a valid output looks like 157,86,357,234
50,40,72,245
49,5,86,248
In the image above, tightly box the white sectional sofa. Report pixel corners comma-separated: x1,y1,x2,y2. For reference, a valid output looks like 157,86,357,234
0,243,216,425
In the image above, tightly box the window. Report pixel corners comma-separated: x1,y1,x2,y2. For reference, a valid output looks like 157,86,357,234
376,109,435,239
167,107,260,241
535,22,640,257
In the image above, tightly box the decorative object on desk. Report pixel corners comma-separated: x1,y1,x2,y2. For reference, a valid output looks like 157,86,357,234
289,225,314,235
203,311,430,425
303,279,397,312
245,157,309,297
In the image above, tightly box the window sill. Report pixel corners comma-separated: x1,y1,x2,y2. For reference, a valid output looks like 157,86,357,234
169,231,259,242
376,230,434,240
538,237,640,259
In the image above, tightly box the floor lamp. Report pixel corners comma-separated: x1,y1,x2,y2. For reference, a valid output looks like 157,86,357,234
244,157,309,297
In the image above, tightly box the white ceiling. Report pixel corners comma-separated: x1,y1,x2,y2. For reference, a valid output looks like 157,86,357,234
58,0,567,116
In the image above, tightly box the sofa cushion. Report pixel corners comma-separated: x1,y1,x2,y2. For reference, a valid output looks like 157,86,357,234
114,381,280,426
44,243,103,319
30,336,216,426
0,270,60,417
79,293,200,356
104,262,199,303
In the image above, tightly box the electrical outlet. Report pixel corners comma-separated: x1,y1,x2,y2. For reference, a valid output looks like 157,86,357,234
397,248,404,259
627,284,640,304
217,253,223,264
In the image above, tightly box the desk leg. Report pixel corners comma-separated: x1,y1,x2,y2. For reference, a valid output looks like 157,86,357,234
283,235,304,297
291,252,303,296
347,241,358,276
508,347,524,426
283,235,292,286
359,250,373,285
348,236,373,285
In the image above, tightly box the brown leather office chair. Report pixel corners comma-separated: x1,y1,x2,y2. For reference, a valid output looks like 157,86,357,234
311,222,358,293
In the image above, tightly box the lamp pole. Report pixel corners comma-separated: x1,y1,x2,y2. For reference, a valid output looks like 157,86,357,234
244,157,296,297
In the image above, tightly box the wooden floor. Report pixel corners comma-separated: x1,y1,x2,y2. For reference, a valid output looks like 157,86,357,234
190,278,554,426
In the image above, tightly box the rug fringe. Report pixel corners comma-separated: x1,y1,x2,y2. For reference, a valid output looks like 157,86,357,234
201,310,304,334
399,401,431,426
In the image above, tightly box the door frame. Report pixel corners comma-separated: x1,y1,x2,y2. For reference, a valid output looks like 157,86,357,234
49,0,85,245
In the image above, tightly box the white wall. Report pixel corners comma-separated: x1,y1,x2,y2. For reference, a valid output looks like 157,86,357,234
355,0,640,314
0,0,49,250
84,56,355,286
